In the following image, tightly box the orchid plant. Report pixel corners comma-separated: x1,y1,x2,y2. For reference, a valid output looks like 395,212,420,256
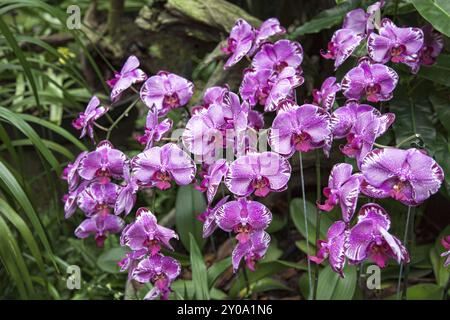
62,2,448,300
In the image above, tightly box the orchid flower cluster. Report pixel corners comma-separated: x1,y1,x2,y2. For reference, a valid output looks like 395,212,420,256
63,2,447,300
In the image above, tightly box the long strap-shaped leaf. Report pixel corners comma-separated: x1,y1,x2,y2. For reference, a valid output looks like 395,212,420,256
0,107,62,175
0,161,57,271
0,16,41,110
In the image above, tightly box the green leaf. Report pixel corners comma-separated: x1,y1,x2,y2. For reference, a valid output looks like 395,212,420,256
0,161,56,270
391,86,436,147
0,16,40,109
290,198,333,246
0,107,61,175
289,2,359,39
316,265,357,300
207,257,231,289
416,54,450,86
386,283,444,300
250,278,292,294
175,185,206,251
430,94,450,133
189,234,210,300
411,0,450,37
171,280,226,300
97,247,129,274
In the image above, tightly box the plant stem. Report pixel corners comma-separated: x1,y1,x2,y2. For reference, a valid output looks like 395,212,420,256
373,142,389,148
242,265,251,298
107,0,124,38
312,150,321,300
396,206,415,299
93,122,109,132
106,98,139,140
402,206,416,300
396,134,421,148
443,277,450,300
299,151,313,299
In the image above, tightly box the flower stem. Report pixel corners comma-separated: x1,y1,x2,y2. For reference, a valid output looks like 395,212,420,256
93,122,109,132
106,98,139,140
242,265,251,298
373,142,389,148
312,150,321,300
395,134,421,148
299,151,313,299
396,205,415,299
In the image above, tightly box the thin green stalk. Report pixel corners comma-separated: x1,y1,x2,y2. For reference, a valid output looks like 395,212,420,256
299,151,312,299
106,98,139,140
402,206,416,300
242,265,251,298
312,150,321,300
396,206,414,299
396,134,421,148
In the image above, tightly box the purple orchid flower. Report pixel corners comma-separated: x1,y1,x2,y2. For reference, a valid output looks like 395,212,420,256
195,159,229,204
317,163,362,222
252,39,303,74
264,66,304,112
132,254,181,300
72,96,108,141
346,203,409,268
240,68,272,107
215,198,272,244
140,71,194,116
360,148,444,206
77,182,119,216
63,180,89,219
341,59,399,102
441,236,450,267
191,86,230,114
62,151,87,191
268,101,332,157
132,143,196,190
331,101,395,139
120,207,178,256
340,111,383,166
114,164,139,216
405,24,443,74
106,55,147,102
248,110,265,130
312,77,341,111
368,18,424,65
225,152,291,198
183,91,247,161
222,19,255,69
320,29,364,69
251,18,286,53
199,196,230,238
75,212,125,247
136,106,173,150
78,140,127,182
309,221,349,276
232,230,270,272
222,18,285,69
343,1,384,35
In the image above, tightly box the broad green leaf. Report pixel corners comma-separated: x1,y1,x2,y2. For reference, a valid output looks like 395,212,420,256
97,247,129,274
316,265,357,300
171,280,226,300
289,2,359,39
246,278,292,296
290,198,333,246
189,234,210,300
207,257,231,289
416,54,450,86
386,283,444,300
175,185,206,251
411,0,450,37
391,86,436,147
430,94,450,133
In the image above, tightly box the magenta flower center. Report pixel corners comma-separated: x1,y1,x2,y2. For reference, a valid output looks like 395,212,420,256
234,223,252,243
275,61,288,73
163,92,180,109
390,44,406,62
154,170,172,190
293,132,312,152
252,176,270,197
